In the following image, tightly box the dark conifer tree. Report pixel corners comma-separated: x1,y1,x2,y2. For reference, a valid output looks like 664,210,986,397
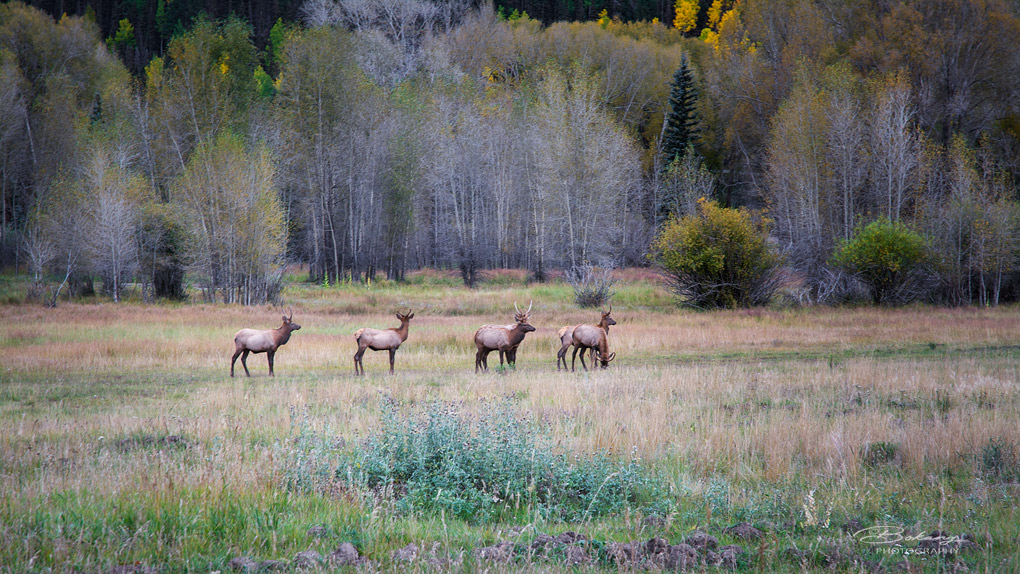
661,54,700,167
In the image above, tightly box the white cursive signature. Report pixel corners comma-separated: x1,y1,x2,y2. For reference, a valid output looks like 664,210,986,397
853,526,964,547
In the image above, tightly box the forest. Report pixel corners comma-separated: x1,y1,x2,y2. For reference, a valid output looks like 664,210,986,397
2,0,1020,305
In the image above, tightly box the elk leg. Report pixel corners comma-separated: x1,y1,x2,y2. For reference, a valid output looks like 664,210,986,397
498,349,505,369
571,346,580,372
231,348,242,377
579,346,589,371
241,349,251,377
354,346,365,375
267,350,275,376
388,348,396,374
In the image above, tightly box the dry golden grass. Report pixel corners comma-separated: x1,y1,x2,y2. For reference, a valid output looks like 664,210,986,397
1,292,1019,571
3,301,1018,482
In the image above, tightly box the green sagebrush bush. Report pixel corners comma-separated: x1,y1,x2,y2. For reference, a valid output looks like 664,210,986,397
649,198,784,308
284,398,664,523
830,218,930,305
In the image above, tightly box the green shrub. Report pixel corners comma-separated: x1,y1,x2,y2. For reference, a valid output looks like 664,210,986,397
284,399,663,523
649,199,784,308
830,218,930,305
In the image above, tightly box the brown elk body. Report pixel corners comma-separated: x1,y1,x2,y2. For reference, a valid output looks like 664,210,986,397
571,307,616,371
474,302,535,372
231,311,301,377
556,313,614,371
354,309,414,375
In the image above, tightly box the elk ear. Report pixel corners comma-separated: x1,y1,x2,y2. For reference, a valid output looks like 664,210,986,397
408,313,414,320
282,315,289,323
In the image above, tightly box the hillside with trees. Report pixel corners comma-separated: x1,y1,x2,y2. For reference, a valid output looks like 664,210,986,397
2,0,1019,305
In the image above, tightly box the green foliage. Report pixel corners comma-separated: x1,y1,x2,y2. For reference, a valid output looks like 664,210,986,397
253,65,274,99
650,199,783,308
109,18,135,48
661,54,700,166
287,399,664,523
830,218,930,305
267,18,288,69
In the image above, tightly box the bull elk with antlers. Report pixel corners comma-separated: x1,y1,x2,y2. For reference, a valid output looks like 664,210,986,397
571,306,616,371
353,309,414,375
231,310,301,377
474,301,535,372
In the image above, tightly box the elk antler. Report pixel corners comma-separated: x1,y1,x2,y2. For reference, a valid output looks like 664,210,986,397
288,307,293,321
527,300,533,314
514,301,521,315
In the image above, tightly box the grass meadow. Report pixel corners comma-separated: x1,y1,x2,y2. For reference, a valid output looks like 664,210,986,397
1,269,1019,573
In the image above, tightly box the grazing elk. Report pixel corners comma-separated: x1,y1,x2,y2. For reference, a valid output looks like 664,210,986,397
555,311,614,371
231,310,301,377
353,309,414,375
571,306,617,371
474,302,535,372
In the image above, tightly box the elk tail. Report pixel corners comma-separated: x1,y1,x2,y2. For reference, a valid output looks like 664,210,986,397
354,328,365,341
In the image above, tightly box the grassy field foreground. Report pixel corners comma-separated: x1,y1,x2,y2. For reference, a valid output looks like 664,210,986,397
1,273,1019,573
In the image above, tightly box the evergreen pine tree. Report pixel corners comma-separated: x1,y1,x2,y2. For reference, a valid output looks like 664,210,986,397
661,54,700,167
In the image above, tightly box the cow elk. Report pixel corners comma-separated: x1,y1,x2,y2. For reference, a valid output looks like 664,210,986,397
354,309,414,375
571,306,617,371
231,309,301,377
474,301,535,372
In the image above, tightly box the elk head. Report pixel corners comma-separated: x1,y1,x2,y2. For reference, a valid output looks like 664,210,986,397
600,305,616,330
514,300,536,333
597,349,616,369
282,308,301,331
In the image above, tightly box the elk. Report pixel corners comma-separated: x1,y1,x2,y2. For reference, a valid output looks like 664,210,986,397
353,309,414,375
571,306,617,371
231,310,301,377
474,301,535,373
556,309,615,371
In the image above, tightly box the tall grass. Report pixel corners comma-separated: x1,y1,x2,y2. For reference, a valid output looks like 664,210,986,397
1,275,1018,571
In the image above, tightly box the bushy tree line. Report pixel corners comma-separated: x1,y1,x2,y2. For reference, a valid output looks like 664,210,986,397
2,0,1019,306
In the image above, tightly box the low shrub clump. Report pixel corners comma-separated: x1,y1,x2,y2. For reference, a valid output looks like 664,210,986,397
285,398,663,523
566,263,617,308
649,199,784,309
830,218,931,305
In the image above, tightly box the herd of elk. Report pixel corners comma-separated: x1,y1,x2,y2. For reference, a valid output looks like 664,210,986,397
228,304,619,375
473,301,535,372
353,309,414,375
230,310,301,377
570,306,616,371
